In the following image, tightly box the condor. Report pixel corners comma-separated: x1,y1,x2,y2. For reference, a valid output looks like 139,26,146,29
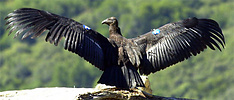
5,8,225,89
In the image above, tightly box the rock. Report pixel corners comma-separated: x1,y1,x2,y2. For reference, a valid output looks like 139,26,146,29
0,87,95,100
95,76,152,94
0,87,192,100
0,76,191,100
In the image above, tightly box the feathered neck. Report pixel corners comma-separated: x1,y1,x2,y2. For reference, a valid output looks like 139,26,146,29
109,23,122,37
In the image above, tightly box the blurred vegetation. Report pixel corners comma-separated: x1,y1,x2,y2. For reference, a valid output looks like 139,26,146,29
0,0,233,99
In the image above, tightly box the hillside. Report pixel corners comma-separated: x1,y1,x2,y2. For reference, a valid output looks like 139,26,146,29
0,0,233,99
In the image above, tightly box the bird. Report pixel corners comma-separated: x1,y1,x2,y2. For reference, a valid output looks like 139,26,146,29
5,8,225,89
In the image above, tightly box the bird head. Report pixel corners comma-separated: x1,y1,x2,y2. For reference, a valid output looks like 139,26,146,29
101,17,118,26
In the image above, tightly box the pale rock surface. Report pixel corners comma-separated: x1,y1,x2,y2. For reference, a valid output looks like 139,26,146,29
0,76,192,100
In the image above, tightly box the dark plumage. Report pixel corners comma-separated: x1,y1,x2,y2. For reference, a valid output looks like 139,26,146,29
5,8,225,89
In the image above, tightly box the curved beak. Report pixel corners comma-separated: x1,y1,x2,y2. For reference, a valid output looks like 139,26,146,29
101,18,112,25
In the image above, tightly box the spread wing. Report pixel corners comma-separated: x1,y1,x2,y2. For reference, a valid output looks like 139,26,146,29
132,17,225,75
5,8,113,71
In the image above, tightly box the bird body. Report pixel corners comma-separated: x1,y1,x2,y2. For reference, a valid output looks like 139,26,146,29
5,8,225,89
99,17,145,88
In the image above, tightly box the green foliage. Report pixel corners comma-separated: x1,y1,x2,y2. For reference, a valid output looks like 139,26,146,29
0,0,233,100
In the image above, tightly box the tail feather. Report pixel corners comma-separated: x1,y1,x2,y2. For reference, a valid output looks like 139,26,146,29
98,65,144,89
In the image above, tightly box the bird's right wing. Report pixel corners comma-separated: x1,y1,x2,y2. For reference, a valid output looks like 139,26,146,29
132,17,225,75
5,8,115,71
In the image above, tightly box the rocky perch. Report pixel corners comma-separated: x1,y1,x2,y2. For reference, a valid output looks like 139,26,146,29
0,87,192,100
0,77,192,100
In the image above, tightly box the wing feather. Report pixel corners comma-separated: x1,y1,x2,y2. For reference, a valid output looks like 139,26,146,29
53,25,66,45
31,20,51,39
133,17,225,75
68,29,75,51
5,8,113,70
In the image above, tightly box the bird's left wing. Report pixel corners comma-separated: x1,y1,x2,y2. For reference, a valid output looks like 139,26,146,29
5,8,114,71
132,17,225,75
